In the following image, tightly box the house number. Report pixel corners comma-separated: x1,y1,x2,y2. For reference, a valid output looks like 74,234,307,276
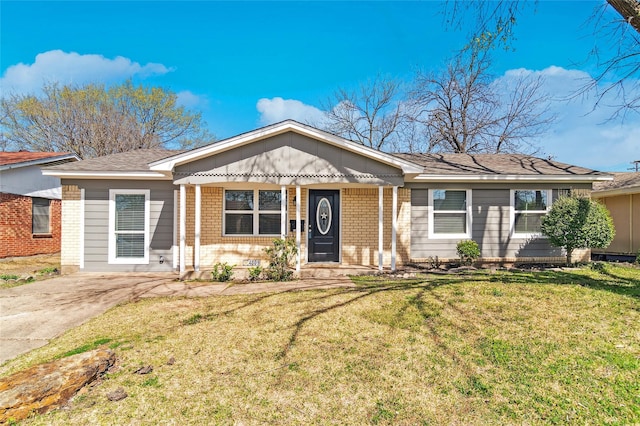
243,259,260,266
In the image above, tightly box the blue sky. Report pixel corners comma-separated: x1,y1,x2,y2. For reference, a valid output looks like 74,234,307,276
1,1,639,171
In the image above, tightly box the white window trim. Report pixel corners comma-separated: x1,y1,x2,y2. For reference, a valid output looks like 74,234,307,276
108,189,150,265
223,188,285,237
428,189,472,239
510,189,552,239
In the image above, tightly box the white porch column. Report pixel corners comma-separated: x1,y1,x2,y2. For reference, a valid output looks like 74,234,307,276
194,184,201,272
391,186,398,272
378,186,384,272
296,185,301,272
79,188,85,270
179,184,186,274
281,185,287,239
173,190,178,271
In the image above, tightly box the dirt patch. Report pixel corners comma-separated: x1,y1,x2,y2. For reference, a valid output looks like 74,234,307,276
0,253,61,277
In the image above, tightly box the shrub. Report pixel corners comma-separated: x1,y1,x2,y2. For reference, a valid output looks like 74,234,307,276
248,266,263,281
211,262,234,282
540,196,615,265
264,237,298,281
456,240,481,266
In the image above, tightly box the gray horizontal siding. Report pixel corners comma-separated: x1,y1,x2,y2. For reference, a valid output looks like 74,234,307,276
69,180,176,272
411,187,565,260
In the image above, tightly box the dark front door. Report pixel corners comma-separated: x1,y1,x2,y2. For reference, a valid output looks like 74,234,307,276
308,190,340,262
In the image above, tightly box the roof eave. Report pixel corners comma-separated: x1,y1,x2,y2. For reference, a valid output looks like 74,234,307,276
0,153,80,171
592,186,640,197
411,174,612,183
41,170,171,180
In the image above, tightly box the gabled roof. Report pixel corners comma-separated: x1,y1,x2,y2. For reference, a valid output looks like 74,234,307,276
149,120,425,175
0,151,79,170
42,149,181,179
394,153,610,182
592,172,640,196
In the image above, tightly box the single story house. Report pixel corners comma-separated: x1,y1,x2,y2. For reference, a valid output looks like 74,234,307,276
0,151,79,258
592,172,640,258
43,120,610,276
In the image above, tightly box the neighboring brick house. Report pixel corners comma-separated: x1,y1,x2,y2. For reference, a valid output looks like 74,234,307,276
43,120,611,276
0,151,78,258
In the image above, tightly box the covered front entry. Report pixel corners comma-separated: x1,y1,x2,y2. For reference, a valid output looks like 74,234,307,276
308,190,340,262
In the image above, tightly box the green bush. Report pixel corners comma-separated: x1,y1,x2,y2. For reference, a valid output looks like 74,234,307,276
541,196,615,265
456,240,481,266
248,265,263,281
264,237,298,281
211,262,234,282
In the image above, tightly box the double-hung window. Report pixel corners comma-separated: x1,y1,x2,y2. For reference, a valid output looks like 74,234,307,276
511,189,551,237
429,189,471,238
108,189,149,264
32,197,51,234
224,189,283,236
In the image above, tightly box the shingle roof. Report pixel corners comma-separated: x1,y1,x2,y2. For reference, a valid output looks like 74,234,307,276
592,172,640,193
44,148,183,172
393,153,605,176
0,151,75,167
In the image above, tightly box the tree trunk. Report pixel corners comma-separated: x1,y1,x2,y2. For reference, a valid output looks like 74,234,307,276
607,0,640,34
566,248,573,266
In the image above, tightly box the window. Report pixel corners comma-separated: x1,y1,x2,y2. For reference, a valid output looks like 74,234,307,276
224,189,283,236
32,197,51,234
429,189,471,238
511,189,551,237
108,190,149,264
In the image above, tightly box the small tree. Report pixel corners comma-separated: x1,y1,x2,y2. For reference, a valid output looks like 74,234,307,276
540,196,615,265
264,238,298,281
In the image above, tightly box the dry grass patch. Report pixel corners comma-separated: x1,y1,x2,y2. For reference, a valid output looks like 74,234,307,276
2,264,639,424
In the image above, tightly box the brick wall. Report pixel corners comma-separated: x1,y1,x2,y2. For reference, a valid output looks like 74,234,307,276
342,187,411,267
60,185,81,273
182,186,308,268
0,192,62,258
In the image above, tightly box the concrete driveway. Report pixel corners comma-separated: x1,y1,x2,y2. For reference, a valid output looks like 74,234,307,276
0,272,355,364
0,273,180,364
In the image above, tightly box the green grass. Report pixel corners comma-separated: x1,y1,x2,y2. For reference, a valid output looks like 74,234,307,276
2,264,638,425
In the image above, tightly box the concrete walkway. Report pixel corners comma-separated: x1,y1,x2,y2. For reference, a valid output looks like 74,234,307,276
0,273,354,365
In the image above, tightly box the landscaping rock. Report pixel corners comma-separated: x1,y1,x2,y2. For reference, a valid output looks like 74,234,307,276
133,365,153,375
106,387,127,402
0,348,115,423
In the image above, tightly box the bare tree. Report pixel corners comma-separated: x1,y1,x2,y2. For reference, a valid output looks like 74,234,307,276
320,76,412,151
1,81,214,158
411,49,554,154
443,0,640,117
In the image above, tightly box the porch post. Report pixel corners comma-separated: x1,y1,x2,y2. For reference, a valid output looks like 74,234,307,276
194,184,201,272
391,186,398,272
179,184,186,274
296,185,301,272
378,186,384,271
281,185,287,239
173,190,178,271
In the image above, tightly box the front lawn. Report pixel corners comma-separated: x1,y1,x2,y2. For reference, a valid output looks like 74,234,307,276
4,264,639,424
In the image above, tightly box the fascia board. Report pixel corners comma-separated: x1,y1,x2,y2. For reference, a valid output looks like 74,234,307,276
412,174,613,183
41,170,171,180
149,121,423,174
592,186,640,197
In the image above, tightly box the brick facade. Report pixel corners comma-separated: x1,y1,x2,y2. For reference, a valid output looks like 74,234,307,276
0,192,62,258
182,186,309,268
342,187,411,266
60,185,82,273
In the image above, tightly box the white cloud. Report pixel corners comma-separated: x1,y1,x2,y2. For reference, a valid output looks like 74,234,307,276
256,97,326,126
176,90,208,109
496,66,640,171
1,50,171,95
